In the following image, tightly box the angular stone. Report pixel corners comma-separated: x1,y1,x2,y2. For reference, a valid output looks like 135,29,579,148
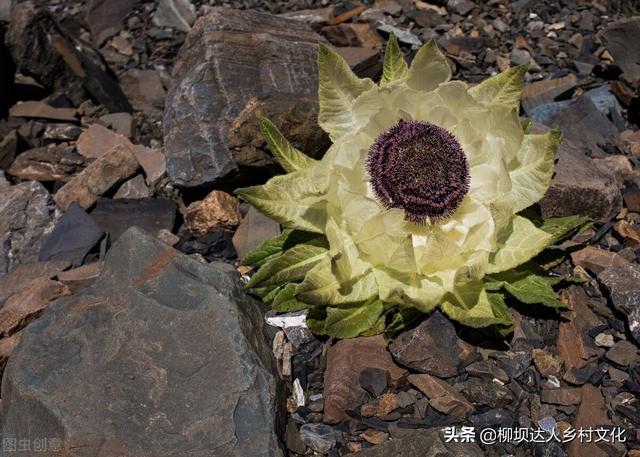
320,23,383,48
56,262,103,293
87,0,137,45
114,174,152,199
280,7,335,32
539,136,622,223
605,340,638,367
540,388,582,406
8,145,86,182
0,260,69,305
99,112,135,138
284,421,306,454
0,130,19,168
447,0,476,15
76,123,130,159
359,367,389,397
361,392,399,417
38,203,104,266
153,0,196,32
557,286,604,371
89,198,177,241
603,17,640,86
624,185,640,212
570,246,630,275
164,8,326,187
1,227,284,456
9,101,77,122
407,374,474,418
568,385,610,457
336,47,382,80
389,311,461,378
0,181,58,274
346,428,484,457
465,359,509,382
0,331,22,379
522,74,578,114
42,123,83,141
120,69,166,112
593,155,633,184
323,335,406,424
185,191,241,236
130,145,166,186
0,277,70,337
532,349,563,378
461,378,514,409
599,264,640,343
299,423,335,454
232,206,281,262
54,142,139,210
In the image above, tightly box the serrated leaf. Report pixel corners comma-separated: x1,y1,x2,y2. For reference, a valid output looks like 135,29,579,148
440,282,514,329
468,64,529,110
235,167,329,233
485,268,571,310
406,39,451,92
322,299,385,339
381,33,409,86
247,239,329,288
488,216,553,274
296,256,378,305
258,117,317,173
510,129,561,213
241,229,322,267
271,283,310,312
318,44,375,140
536,215,593,245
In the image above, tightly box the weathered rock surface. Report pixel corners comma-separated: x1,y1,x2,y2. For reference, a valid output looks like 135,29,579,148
0,260,69,305
87,0,137,45
568,385,610,457
232,206,281,262
8,145,87,182
323,335,406,424
539,137,622,223
0,181,58,275
185,190,241,236
347,428,484,456
388,311,461,378
1,227,284,457
603,17,640,86
599,264,640,343
407,374,474,418
570,246,630,274
164,7,328,187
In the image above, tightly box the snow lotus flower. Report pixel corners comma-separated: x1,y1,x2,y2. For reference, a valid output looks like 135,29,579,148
236,35,589,338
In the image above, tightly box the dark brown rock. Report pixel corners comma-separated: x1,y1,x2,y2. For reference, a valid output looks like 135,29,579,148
0,181,58,275
56,262,103,293
599,264,640,343
233,206,281,262
323,335,406,424
570,246,630,275
89,198,176,241
461,378,514,409
522,74,578,114
87,0,138,45
1,227,284,457
407,374,474,418
120,69,166,112
388,311,461,378
164,8,328,187
9,101,77,122
539,136,622,223
335,47,382,80
0,260,69,305
532,349,563,378
568,385,610,457
464,359,509,382
0,130,19,169
8,145,86,182
605,340,638,367
603,17,640,86
540,387,582,406
76,123,130,159
114,174,151,198
320,23,383,48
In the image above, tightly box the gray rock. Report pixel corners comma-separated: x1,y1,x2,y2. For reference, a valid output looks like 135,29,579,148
87,0,137,45
598,264,640,343
0,181,58,275
153,0,196,32
299,423,336,454
0,0,10,22
447,0,476,16
603,17,640,86
1,227,284,457
38,202,104,267
538,135,622,223
388,311,461,378
347,428,484,456
164,8,327,187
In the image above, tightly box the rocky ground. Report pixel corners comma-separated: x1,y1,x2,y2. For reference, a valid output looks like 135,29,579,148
0,0,639,456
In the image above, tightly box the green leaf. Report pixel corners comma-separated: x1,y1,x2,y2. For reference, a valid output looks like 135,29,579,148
488,215,553,274
235,167,329,234
241,229,321,267
322,299,385,338
440,282,514,329
406,39,451,92
468,64,529,110
509,129,561,213
271,283,310,312
384,307,423,338
306,307,328,335
536,215,593,244
258,117,317,173
296,256,378,306
381,33,409,86
485,268,571,310
318,44,375,140
247,240,329,288
253,285,281,304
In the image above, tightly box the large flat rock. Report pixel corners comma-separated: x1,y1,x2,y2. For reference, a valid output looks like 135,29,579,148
163,7,327,187
1,227,284,457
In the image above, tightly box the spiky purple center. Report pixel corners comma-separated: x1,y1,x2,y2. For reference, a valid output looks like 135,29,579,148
366,120,470,223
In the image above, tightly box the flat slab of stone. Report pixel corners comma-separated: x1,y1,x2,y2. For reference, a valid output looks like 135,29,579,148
163,7,327,187
1,227,284,457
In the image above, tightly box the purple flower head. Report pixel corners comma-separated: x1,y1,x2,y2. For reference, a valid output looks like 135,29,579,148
366,120,470,223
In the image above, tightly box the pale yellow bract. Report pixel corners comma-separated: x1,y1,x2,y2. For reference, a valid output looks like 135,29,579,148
237,35,563,333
